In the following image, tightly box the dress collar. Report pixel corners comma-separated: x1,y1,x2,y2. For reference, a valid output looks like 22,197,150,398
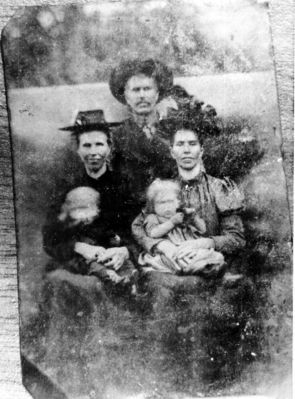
83,168,112,184
178,171,205,186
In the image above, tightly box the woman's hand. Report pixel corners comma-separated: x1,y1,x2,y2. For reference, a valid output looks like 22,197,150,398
98,247,129,271
176,238,215,260
74,242,106,260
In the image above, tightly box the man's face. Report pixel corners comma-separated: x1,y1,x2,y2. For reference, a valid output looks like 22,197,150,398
77,131,111,173
170,129,203,170
124,74,159,115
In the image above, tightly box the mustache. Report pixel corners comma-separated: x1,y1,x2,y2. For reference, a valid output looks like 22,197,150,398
136,101,151,106
86,156,104,160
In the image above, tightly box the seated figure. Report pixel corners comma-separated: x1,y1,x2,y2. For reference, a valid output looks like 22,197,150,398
131,117,258,387
43,109,131,275
46,186,137,292
138,178,225,276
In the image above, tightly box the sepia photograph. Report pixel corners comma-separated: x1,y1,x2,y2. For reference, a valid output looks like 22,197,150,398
1,1,292,398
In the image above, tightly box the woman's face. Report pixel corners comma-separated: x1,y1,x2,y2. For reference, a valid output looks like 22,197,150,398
124,73,159,115
77,131,111,173
170,129,203,170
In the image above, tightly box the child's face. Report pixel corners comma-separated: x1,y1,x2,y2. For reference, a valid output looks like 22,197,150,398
154,190,180,219
69,206,99,224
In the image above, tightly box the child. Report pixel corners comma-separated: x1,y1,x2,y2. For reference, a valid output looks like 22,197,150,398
52,186,137,290
138,179,225,275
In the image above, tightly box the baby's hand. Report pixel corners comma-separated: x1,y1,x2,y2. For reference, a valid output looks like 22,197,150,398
183,207,196,216
171,212,184,225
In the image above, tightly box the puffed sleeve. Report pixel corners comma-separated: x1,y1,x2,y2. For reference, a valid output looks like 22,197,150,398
210,177,246,254
213,177,245,214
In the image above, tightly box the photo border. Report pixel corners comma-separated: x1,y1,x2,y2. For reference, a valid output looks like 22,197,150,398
0,1,292,398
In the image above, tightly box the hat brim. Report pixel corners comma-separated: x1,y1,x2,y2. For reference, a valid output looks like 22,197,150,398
59,122,122,132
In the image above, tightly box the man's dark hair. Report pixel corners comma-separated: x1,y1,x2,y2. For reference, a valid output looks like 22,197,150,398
109,58,173,104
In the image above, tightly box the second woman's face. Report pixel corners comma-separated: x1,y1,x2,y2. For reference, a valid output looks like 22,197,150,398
170,129,203,170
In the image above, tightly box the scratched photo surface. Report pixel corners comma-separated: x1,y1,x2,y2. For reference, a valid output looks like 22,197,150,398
1,1,292,398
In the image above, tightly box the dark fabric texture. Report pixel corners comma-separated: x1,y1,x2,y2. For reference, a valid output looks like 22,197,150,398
137,270,258,387
111,118,177,225
43,167,139,275
43,168,122,232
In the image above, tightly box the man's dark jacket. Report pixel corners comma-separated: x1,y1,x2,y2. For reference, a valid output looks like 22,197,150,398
111,118,176,226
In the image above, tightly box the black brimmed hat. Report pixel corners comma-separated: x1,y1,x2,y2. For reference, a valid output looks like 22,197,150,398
109,58,174,104
59,109,121,133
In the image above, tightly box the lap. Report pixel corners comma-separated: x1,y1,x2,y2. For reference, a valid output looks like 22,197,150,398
45,269,106,302
139,270,256,322
46,268,103,291
141,270,217,295
43,268,108,321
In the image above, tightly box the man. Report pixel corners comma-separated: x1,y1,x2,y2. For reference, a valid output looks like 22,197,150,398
109,58,176,225
43,110,129,274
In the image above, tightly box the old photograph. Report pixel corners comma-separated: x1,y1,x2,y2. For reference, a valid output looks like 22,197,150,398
1,1,292,398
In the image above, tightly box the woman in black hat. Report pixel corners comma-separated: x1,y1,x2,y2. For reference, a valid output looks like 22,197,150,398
43,110,133,275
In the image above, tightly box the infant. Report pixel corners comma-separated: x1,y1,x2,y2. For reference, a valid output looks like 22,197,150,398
57,186,137,289
138,179,225,275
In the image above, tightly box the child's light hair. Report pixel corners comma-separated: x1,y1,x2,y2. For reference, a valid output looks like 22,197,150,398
145,179,181,213
59,186,100,222
64,186,100,210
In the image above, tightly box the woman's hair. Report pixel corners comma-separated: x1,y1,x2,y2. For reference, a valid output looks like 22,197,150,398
159,115,203,146
145,179,181,214
170,120,203,146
